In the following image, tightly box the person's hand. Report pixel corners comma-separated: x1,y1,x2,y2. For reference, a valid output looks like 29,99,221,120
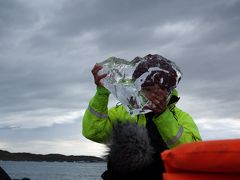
142,85,168,115
91,64,108,87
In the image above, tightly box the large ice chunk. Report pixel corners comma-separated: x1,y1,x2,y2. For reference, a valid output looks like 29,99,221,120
98,54,182,115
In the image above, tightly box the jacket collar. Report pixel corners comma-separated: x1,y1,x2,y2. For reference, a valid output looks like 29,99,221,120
167,89,180,108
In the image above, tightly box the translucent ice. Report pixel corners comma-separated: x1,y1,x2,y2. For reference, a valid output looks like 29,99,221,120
98,54,182,115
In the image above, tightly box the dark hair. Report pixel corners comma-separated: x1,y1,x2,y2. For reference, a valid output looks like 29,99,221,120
132,54,182,90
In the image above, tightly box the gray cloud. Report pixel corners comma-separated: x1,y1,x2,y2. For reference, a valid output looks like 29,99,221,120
0,0,37,35
0,0,240,155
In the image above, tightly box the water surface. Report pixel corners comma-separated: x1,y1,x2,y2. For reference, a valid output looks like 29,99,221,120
0,161,107,180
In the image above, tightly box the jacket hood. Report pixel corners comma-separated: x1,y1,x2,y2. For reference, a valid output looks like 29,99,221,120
167,89,180,107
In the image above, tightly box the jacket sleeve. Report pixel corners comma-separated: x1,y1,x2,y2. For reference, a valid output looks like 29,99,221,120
154,107,202,148
82,86,113,143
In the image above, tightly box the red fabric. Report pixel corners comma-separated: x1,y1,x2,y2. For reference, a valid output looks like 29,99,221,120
161,139,240,173
163,173,240,180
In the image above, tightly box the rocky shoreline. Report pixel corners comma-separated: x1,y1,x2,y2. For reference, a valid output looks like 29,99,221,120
0,150,105,162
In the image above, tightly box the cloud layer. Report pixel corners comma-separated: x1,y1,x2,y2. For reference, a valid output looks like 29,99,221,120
0,0,240,156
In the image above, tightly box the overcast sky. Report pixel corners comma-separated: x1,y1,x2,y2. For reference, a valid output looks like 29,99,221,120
0,0,240,157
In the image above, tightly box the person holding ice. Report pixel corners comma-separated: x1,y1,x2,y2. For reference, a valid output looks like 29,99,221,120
82,54,201,180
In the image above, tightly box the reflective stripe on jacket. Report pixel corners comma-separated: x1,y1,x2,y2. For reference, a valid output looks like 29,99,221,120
82,86,202,148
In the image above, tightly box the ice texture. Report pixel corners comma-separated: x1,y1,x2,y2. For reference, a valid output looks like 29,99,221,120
98,54,182,115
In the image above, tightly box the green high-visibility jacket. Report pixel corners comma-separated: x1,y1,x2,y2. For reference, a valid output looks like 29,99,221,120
82,86,202,148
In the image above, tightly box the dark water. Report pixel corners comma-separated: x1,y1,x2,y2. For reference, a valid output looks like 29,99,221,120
0,161,107,180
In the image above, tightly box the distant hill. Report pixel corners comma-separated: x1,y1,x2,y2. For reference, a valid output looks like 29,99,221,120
0,150,105,162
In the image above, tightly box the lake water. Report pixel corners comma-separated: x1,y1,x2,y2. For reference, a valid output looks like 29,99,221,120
0,161,107,180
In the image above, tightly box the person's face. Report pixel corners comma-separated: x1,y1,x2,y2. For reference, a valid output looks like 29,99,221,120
141,84,168,100
141,84,168,114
